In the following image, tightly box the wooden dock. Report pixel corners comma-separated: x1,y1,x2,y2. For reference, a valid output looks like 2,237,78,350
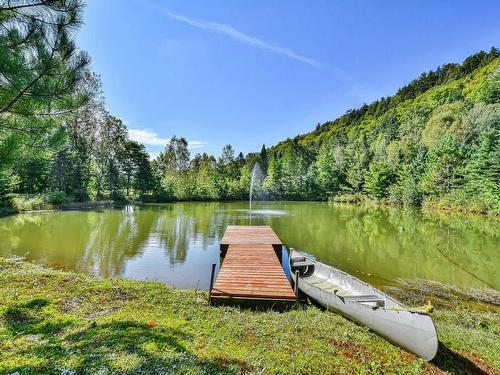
209,225,296,306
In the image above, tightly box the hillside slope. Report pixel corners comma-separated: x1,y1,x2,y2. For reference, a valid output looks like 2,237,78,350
263,49,499,214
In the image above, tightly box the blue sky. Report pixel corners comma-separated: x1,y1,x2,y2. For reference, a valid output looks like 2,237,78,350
76,0,500,158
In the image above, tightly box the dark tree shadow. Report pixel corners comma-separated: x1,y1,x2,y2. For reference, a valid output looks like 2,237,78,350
4,298,48,325
4,307,250,374
66,320,190,354
4,298,74,336
431,342,491,374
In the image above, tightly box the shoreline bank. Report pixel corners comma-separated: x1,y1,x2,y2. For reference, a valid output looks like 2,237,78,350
0,258,498,374
2,197,499,219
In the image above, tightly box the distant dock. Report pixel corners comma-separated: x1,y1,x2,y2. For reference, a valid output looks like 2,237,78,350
209,225,296,306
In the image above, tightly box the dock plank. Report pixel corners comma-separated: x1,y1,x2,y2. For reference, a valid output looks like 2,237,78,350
220,225,282,246
211,226,296,305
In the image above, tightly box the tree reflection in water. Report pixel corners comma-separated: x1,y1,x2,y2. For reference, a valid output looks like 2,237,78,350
0,202,498,290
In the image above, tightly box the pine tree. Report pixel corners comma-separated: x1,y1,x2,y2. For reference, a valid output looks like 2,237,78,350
421,132,464,196
133,148,154,198
315,141,343,198
345,134,370,192
463,130,500,210
263,156,283,199
120,141,143,196
0,1,90,165
220,144,235,165
156,136,190,174
93,115,127,198
364,161,395,199
259,144,268,171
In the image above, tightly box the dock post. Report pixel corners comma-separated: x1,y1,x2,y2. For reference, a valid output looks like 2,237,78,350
208,263,216,305
294,270,300,301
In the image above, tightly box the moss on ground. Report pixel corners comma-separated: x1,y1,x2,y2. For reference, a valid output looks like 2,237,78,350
0,258,498,374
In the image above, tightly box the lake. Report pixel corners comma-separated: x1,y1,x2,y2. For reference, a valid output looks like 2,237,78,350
0,201,498,290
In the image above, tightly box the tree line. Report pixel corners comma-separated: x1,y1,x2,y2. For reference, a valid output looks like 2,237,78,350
146,48,500,215
1,1,498,215
263,48,499,215
0,1,154,207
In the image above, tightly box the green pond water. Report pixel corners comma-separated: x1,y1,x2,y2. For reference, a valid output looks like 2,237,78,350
0,202,498,290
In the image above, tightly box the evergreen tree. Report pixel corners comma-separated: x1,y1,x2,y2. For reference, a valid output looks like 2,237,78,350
463,130,500,210
263,156,283,199
364,161,395,199
93,114,127,198
156,136,190,174
0,0,90,166
259,144,268,171
220,144,235,165
14,154,50,194
63,70,105,200
50,150,75,196
133,148,154,198
194,153,219,200
421,132,464,196
345,134,370,192
120,140,143,196
315,141,343,198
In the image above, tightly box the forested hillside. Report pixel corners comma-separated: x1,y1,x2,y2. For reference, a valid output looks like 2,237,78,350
151,49,500,215
264,49,500,213
0,2,498,215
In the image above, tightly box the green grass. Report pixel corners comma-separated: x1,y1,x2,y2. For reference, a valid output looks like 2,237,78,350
0,258,498,374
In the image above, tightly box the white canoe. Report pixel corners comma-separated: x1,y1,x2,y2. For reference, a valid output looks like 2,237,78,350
289,249,438,361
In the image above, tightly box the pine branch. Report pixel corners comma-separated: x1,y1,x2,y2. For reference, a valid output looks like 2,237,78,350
0,0,51,12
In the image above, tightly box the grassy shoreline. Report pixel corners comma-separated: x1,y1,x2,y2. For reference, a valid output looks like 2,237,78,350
2,196,498,219
329,194,500,218
0,200,116,218
0,258,498,374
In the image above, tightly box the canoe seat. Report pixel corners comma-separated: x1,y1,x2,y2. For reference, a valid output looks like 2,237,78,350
291,260,315,267
334,289,353,297
342,295,385,306
304,275,353,297
305,274,328,285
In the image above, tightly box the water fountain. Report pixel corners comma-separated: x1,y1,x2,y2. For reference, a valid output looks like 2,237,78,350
249,162,263,211
244,162,286,224
249,162,263,224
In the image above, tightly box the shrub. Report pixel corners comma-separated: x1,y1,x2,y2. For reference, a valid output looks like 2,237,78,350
12,195,46,211
329,193,363,203
45,191,71,205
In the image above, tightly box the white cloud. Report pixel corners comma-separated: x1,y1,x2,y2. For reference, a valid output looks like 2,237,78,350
188,140,207,149
164,10,322,68
129,128,207,154
148,151,160,160
128,128,169,146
